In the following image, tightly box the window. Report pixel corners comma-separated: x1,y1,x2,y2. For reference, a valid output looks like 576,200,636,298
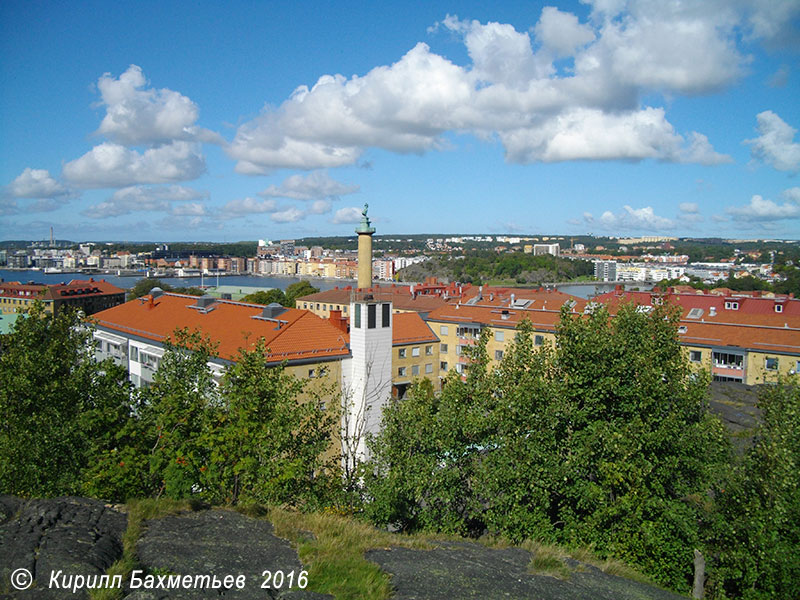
354,304,361,328
440,343,448,353
440,361,448,372
713,351,743,369
775,304,784,313
495,350,504,360
303,303,308,309
382,303,391,327
534,335,544,346
678,326,688,334
690,350,702,362
495,330,504,342
398,367,407,377
398,348,407,358
323,304,327,311
412,365,420,376
308,369,316,378
440,325,449,336
766,357,779,370
412,347,420,357
724,301,739,311
425,363,433,374
367,304,376,328
425,345,433,355
129,346,139,362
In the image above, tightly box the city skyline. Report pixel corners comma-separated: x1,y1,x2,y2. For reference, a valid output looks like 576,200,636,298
2,0,799,242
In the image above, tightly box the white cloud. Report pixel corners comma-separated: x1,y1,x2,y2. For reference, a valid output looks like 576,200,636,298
228,3,744,171
63,141,206,188
745,111,800,173
170,202,207,216
6,168,69,199
260,170,359,200
309,199,332,214
588,205,674,231
727,192,800,221
679,202,699,213
221,197,278,217
271,207,306,223
534,6,595,58
95,65,222,146
84,185,206,218
1,198,19,215
331,206,363,224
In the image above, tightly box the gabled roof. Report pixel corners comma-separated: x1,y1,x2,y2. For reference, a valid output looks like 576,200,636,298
0,279,124,300
91,293,350,364
391,312,438,346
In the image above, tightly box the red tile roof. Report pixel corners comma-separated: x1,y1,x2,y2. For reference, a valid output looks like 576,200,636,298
0,279,124,300
91,293,350,364
391,312,438,346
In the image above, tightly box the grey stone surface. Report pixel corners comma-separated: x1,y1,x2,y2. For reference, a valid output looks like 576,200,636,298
367,541,684,600
130,509,328,600
0,496,126,599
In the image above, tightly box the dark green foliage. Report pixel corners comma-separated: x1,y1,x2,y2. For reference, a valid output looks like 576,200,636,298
708,378,800,599
0,302,131,497
241,289,288,306
85,330,337,506
285,280,320,307
398,250,593,285
129,278,203,299
365,303,730,593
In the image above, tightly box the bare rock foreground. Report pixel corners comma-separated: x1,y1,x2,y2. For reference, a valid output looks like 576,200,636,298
1,497,683,600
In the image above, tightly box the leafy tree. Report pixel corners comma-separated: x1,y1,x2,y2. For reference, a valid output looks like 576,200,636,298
708,377,800,599
285,280,320,307
241,289,288,306
203,340,337,506
0,302,131,497
365,303,729,593
130,277,171,299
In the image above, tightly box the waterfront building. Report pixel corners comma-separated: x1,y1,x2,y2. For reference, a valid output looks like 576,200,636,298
0,279,125,316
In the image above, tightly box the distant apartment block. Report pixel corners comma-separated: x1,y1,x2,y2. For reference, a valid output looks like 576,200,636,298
0,279,125,316
533,243,560,256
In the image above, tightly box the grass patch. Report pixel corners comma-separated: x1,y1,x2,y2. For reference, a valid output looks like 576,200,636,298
89,498,192,600
262,507,432,600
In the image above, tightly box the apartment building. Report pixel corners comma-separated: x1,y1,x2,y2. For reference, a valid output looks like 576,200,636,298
594,288,800,384
91,290,350,388
391,312,440,397
0,279,125,316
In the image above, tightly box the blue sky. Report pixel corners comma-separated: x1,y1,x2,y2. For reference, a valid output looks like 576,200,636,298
1,0,799,242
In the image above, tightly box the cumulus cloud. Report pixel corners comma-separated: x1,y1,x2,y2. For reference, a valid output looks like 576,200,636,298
727,191,800,221
83,185,207,218
260,170,359,200
309,199,332,214
221,197,279,217
95,65,222,146
585,205,674,231
63,141,206,188
271,207,305,223
6,168,70,199
227,2,746,172
745,111,800,173
331,206,363,224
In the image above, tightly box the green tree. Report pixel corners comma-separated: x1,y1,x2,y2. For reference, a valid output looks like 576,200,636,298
365,303,729,593
241,289,288,306
285,280,319,307
708,377,800,599
203,340,337,506
0,302,131,497
130,277,172,299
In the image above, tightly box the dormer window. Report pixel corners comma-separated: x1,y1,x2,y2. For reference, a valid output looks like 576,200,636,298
724,301,739,310
775,304,783,313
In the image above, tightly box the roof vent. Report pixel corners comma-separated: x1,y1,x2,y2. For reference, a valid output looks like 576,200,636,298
195,296,216,309
261,303,287,319
709,306,717,317
150,287,164,299
501,309,510,320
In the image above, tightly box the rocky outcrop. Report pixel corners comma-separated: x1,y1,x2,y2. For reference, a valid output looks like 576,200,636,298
0,496,126,599
1,498,683,600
